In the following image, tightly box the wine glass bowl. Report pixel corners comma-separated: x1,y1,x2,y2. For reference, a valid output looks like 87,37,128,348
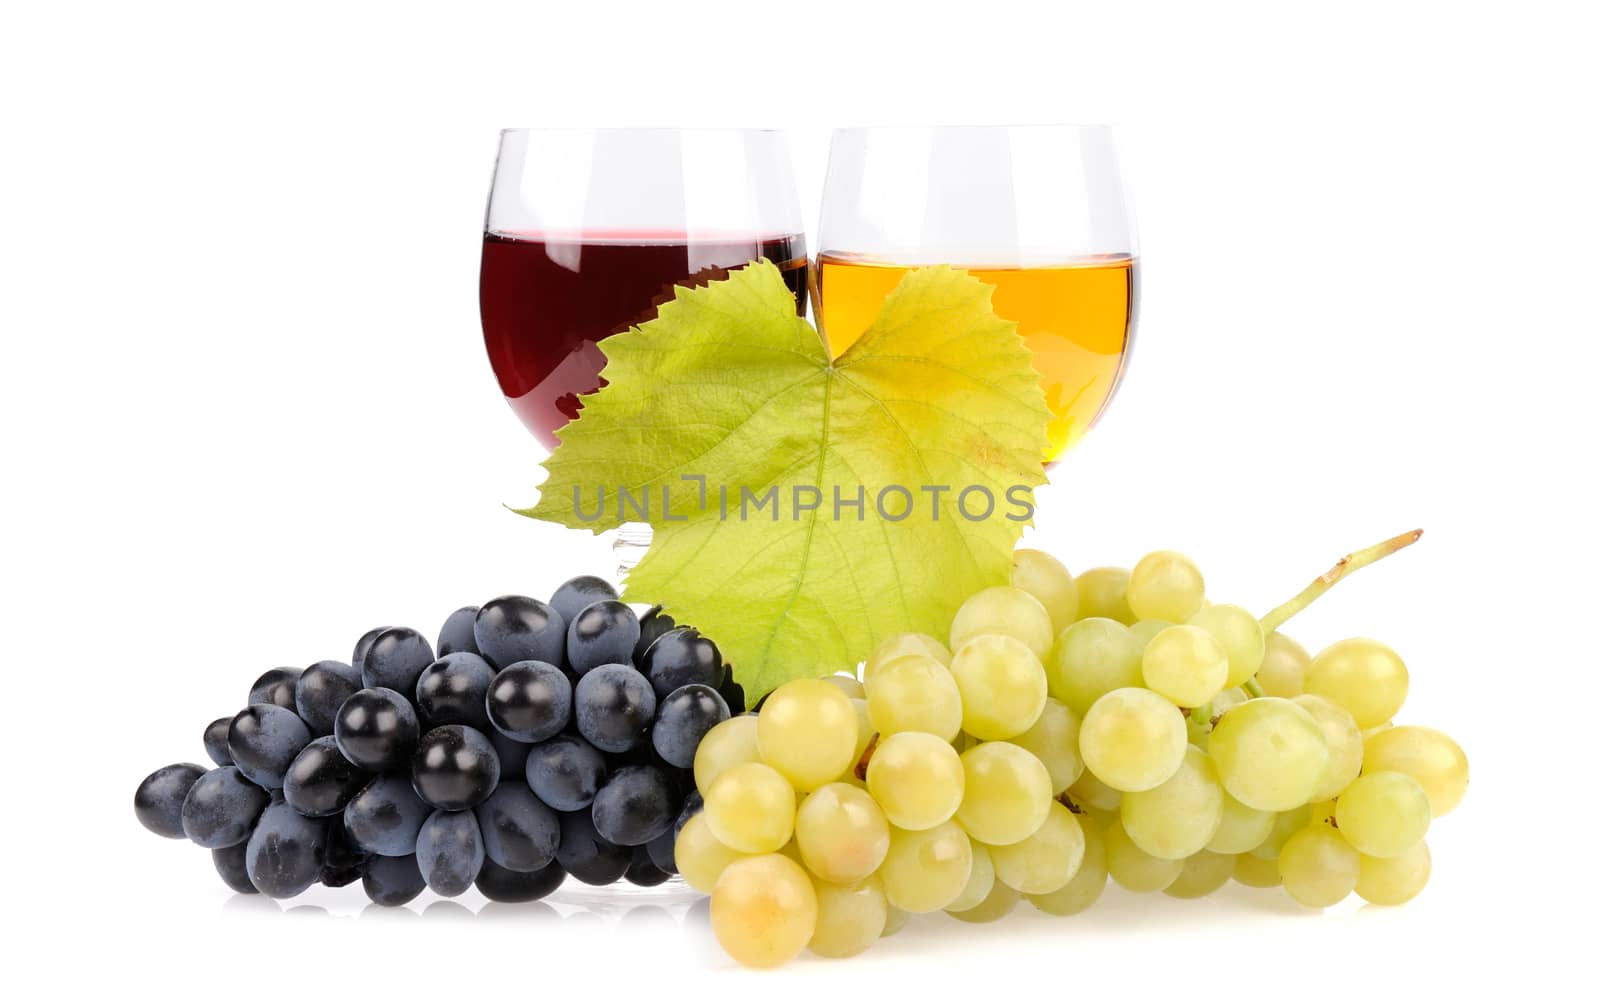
480,128,808,453
816,125,1139,463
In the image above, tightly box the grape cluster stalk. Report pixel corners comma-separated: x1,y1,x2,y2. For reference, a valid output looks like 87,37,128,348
134,576,742,905
682,532,1469,968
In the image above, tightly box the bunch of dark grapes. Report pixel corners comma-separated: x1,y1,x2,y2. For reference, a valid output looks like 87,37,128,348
133,575,742,906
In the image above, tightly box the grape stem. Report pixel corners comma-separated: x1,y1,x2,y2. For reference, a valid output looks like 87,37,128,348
1257,528,1423,637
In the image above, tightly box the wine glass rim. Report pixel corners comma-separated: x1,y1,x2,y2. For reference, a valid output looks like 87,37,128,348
499,126,788,135
831,122,1118,134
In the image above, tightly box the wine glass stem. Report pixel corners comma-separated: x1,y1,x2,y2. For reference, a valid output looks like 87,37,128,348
613,522,654,581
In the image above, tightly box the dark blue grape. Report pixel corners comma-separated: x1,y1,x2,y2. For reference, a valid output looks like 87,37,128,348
134,762,206,839
362,854,426,907
181,766,269,848
295,660,362,736
352,626,391,667
203,717,233,767
412,725,500,811
549,575,619,631
633,605,677,668
641,627,722,699
213,840,257,894
486,661,571,744
323,817,369,873
525,735,606,812
319,863,364,888
676,789,703,831
436,605,481,657
414,652,495,729
360,626,434,697
343,772,431,856
227,704,313,790
567,600,640,677
475,859,566,903
625,846,671,887
334,687,419,772
644,829,676,874
416,809,484,898
283,736,370,817
246,796,328,899
723,681,747,715
474,596,564,670
248,667,303,710
555,808,630,886
591,766,677,846
574,663,655,753
651,684,731,768
474,782,560,872
488,728,530,783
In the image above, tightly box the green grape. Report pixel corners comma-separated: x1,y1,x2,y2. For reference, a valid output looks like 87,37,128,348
808,875,887,958
943,841,995,912
866,653,963,740
1127,550,1205,623
1249,805,1310,859
949,585,1055,659
676,812,745,893
710,854,818,969
1012,548,1079,634
1026,818,1108,915
1208,697,1329,811
1255,630,1310,697
1103,818,1182,892
1291,693,1363,801
1068,768,1123,812
1362,722,1393,741
1163,850,1235,898
1210,686,1249,717
1305,637,1409,728
1278,824,1359,907
1120,745,1224,859
1075,566,1137,624
1005,697,1084,793
865,632,951,684
1206,792,1275,854
1140,624,1230,708
794,782,890,885
704,762,797,854
946,881,1020,923
758,678,859,791
880,904,911,937
1078,687,1188,792
865,731,964,830
991,801,1084,894
1361,725,1469,816
823,673,865,699
1231,851,1282,888
1048,617,1145,716
1185,603,1266,687
1310,798,1337,827
950,634,1048,740
878,821,974,913
955,742,1053,845
1128,618,1172,650
1356,840,1431,905
1335,771,1431,858
694,714,761,795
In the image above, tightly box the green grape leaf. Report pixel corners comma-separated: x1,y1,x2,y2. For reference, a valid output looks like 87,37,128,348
518,261,1049,699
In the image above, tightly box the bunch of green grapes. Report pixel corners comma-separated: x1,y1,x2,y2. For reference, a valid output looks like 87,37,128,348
682,532,1468,969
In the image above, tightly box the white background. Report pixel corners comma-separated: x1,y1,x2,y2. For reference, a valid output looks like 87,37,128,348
3,0,1595,989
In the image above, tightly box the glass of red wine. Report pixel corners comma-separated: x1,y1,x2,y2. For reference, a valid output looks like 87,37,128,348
480,128,808,571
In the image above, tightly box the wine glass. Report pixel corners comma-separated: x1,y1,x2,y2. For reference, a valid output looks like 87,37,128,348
480,128,808,570
816,125,1139,463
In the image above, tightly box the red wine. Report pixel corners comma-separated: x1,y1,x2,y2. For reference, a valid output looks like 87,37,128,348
479,232,809,447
